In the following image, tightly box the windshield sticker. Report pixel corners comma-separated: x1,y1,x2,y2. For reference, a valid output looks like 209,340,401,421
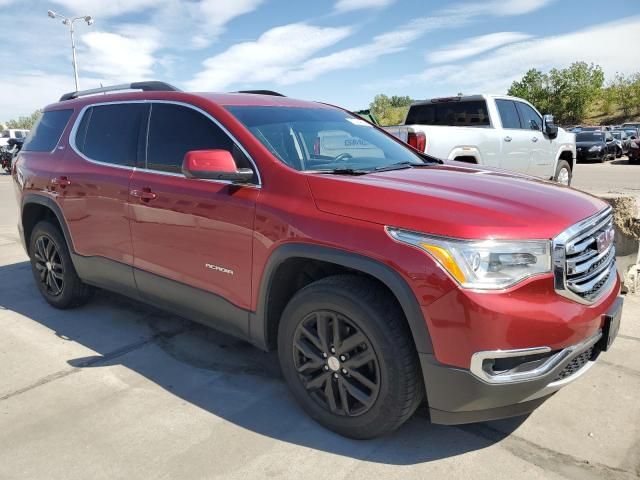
346,118,373,127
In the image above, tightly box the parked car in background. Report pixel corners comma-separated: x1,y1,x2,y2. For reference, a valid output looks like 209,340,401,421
13,82,622,439
629,135,640,164
611,130,631,157
624,127,639,140
382,95,576,185
0,128,29,147
579,126,607,132
621,122,640,131
575,131,617,162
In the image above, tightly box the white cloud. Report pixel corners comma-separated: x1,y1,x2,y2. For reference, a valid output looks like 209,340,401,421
239,0,553,87
399,17,640,96
0,72,81,120
426,32,532,63
186,23,352,91
81,25,160,80
190,0,264,47
444,0,556,16
49,0,159,17
334,0,395,13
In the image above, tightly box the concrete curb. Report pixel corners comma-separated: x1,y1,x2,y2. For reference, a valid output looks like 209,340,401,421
599,195,640,294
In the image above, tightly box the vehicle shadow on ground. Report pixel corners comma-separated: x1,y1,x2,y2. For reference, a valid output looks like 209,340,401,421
0,260,526,465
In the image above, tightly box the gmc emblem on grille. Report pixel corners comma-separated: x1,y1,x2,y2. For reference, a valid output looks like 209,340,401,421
596,228,614,253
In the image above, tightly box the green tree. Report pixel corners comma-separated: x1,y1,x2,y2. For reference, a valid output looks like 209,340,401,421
611,73,634,118
369,94,413,126
508,62,604,124
508,68,551,114
5,110,41,130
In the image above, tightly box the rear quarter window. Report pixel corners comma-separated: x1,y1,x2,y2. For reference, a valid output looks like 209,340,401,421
405,100,490,127
22,109,73,152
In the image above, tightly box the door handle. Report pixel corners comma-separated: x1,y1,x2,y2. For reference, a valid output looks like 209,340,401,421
531,137,539,142
503,136,512,142
50,176,71,187
130,188,157,201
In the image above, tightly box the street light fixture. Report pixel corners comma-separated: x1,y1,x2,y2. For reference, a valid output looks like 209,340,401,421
47,10,94,92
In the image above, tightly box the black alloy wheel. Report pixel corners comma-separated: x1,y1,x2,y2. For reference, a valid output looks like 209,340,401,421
292,309,380,417
33,234,65,296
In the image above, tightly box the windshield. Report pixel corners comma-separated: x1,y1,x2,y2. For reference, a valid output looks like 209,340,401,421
1,131,9,138
225,106,426,172
612,132,621,139
576,132,603,141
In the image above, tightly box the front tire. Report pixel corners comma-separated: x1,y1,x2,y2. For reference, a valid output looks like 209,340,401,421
29,220,92,309
278,275,423,439
553,160,572,186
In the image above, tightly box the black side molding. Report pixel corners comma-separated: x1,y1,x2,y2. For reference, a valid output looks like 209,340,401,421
235,90,286,97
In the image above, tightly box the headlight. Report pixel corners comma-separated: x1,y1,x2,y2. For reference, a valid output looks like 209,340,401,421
386,228,551,290
588,145,601,152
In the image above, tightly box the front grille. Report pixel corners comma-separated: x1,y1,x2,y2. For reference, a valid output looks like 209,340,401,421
553,346,594,381
553,208,616,304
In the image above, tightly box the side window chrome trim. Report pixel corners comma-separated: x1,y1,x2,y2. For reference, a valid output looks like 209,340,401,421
68,99,262,187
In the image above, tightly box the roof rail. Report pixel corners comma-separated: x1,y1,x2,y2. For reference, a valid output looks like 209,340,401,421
59,81,181,101
235,90,286,97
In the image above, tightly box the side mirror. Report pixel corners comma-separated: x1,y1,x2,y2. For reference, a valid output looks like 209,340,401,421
182,150,254,183
542,114,558,139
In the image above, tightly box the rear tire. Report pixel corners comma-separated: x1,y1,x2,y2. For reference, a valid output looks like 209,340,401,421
278,275,423,439
553,160,572,186
29,220,92,309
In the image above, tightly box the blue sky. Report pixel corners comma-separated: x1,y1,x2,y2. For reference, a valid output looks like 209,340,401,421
1,0,640,120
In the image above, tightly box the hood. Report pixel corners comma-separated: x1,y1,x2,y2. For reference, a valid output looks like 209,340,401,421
306,164,606,240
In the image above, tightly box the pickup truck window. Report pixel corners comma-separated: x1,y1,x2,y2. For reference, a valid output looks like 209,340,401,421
496,100,521,129
227,106,425,172
405,101,490,127
514,102,542,131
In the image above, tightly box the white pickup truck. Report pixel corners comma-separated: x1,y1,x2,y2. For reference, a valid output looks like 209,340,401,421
0,129,29,148
382,94,576,185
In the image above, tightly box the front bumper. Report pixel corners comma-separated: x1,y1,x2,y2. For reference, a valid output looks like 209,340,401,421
422,296,623,424
576,150,604,161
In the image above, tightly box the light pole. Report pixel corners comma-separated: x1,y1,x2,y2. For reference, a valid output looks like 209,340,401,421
47,10,94,92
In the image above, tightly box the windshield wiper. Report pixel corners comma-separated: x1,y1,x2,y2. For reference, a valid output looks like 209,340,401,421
373,160,440,172
315,168,370,175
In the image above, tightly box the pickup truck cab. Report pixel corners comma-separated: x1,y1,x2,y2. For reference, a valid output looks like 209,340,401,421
383,94,576,185
13,82,622,439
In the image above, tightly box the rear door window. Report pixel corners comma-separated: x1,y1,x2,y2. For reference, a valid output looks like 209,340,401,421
495,100,521,129
514,102,542,131
76,103,147,166
22,109,73,152
405,100,490,127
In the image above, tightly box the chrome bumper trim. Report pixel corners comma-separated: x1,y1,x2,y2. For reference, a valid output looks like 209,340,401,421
470,330,602,384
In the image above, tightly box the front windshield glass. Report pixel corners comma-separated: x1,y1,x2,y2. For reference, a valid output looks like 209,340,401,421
226,106,425,171
1,131,9,138
576,132,603,141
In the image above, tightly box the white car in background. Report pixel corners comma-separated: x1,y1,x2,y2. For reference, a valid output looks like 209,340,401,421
0,129,29,147
382,94,576,185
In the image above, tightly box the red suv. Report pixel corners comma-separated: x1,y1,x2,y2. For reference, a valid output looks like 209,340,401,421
14,82,623,439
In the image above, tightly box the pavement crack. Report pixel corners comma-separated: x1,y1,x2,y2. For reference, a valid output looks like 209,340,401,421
0,326,191,402
618,334,640,343
459,423,637,480
598,359,640,379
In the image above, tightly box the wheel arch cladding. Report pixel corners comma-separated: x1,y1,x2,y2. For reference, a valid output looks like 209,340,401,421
251,243,434,355
21,195,73,252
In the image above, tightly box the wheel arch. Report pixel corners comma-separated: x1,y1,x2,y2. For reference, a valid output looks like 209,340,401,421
250,243,434,356
557,149,574,171
21,194,75,255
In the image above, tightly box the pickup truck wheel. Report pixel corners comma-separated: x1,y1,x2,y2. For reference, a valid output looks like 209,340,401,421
553,160,572,186
29,220,92,309
278,275,423,439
